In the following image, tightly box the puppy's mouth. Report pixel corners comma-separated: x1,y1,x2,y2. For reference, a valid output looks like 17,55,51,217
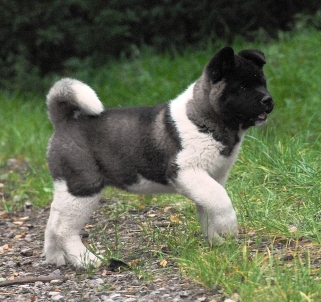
254,112,268,125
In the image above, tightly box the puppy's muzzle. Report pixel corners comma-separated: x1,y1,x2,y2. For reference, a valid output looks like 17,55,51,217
261,94,274,114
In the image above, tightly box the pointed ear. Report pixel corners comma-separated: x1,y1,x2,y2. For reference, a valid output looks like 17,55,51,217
237,49,266,68
206,46,235,83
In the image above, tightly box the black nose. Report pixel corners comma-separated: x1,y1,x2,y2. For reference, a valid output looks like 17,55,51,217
261,95,274,113
261,95,273,106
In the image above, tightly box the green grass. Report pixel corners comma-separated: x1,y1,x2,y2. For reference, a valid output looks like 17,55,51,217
1,29,321,301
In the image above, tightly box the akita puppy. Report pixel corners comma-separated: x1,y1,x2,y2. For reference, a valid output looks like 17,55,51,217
44,46,273,268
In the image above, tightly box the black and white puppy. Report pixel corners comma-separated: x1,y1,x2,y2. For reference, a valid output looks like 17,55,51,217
44,46,273,268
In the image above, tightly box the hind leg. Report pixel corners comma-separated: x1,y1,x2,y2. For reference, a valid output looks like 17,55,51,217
44,180,102,268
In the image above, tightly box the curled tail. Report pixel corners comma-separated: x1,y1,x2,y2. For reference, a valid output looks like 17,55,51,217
46,78,104,128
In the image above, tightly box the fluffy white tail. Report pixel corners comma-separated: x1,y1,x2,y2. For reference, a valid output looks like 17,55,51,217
46,78,104,127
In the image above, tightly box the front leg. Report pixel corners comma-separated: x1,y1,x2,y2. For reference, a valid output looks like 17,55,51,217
173,169,238,243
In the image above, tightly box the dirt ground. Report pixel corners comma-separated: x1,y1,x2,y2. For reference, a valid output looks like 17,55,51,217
0,197,230,302
1,159,320,302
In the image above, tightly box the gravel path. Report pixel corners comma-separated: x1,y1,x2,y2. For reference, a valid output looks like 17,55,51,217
1,159,320,301
0,201,234,302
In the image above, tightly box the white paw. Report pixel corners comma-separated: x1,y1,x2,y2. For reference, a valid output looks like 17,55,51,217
197,205,238,244
43,235,67,266
45,252,66,266
67,250,102,269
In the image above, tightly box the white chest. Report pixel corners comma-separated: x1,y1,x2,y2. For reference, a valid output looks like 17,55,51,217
170,83,244,185
176,131,242,181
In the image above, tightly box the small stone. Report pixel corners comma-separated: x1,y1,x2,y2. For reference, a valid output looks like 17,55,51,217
49,269,62,277
49,292,60,296
6,260,16,267
282,254,294,261
0,174,8,180
273,248,281,255
21,248,33,256
18,286,32,294
24,234,33,242
52,294,64,301
21,259,32,265
288,225,297,233
230,293,241,301
24,201,33,209
161,294,170,299
7,158,18,167
83,292,93,299
50,279,63,285
13,195,21,203
179,291,189,297
100,296,113,302
16,295,31,302
88,278,104,288
7,231,15,238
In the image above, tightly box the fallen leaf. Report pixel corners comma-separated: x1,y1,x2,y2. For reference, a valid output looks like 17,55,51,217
84,224,94,229
102,270,114,276
159,259,168,267
299,291,311,301
0,212,8,218
247,230,256,236
0,244,11,251
230,293,241,302
128,259,140,267
170,215,182,224
164,206,172,212
14,233,27,239
288,226,297,233
19,216,30,221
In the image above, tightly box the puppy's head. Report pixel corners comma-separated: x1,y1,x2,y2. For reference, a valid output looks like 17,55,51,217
202,46,274,129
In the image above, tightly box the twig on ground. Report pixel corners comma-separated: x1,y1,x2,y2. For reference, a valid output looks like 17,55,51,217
0,275,68,287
